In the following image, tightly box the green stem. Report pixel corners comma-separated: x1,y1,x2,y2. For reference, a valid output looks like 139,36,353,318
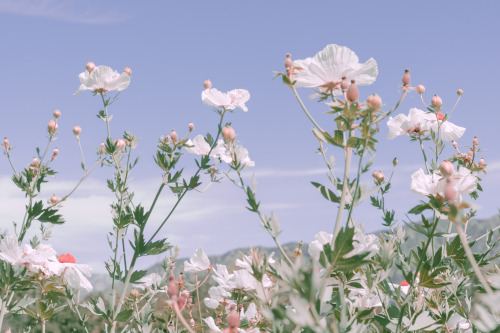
418,135,430,174
291,86,324,132
333,134,353,240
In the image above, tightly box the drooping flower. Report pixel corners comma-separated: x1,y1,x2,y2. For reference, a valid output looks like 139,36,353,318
48,253,93,291
202,88,250,111
204,286,233,309
235,253,275,273
0,236,56,274
184,247,211,273
291,44,378,95
217,144,255,169
410,167,477,200
429,116,466,141
185,135,225,157
386,108,435,139
75,65,131,95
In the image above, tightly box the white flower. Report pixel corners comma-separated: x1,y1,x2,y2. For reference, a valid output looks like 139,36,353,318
48,257,93,292
204,286,232,309
184,247,211,273
217,144,255,168
447,313,472,332
132,273,162,290
241,303,259,321
291,44,378,95
410,168,477,200
203,317,222,333
185,135,226,158
75,65,131,95
429,118,466,141
202,88,250,111
386,108,434,139
235,253,275,273
0,236,56,274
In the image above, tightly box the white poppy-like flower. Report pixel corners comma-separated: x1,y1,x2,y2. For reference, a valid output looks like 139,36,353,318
202,88,250,111
75,65,131,95
235,253,275,273
185,135,226,157
241,303,259,321
48,253,93,291
410,168,477,200
291,44,378,95
308,228,379,261
0,236,56,274
204,286,233,309
429,118,466,141
132,272,162,290
203,317,222,333
184,247,211,273
217,144,255,169
386,108,434,139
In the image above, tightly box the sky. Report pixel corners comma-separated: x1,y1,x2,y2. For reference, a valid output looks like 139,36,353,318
0,0,499,272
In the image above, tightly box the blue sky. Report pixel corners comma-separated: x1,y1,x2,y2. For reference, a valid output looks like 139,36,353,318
0,0,499,271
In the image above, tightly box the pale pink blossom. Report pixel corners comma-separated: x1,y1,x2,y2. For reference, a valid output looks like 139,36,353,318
75,65,131,95
291,44,378,95
410,168,477,200
0,236,56,274
185,135,225,157
386,108,434,139
204,286,233,309
48,253,93,291
202,88,250,111
132,273,162,290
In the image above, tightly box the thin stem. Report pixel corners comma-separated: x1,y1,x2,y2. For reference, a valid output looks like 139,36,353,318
67,298,90,333
291,86,324,132
372,89,407,125
418,135,430,174
333,137,353,240
77,137,87,172
475,225,500,242
455,222,493,295
319,141,337,186
447,94,462,119
172,300,196,333
195,273,204,333
5,151,17,174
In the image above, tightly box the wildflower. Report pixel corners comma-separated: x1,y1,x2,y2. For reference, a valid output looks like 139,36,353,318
0,236,56,274
75,65,131,95
386,108,434,139
410,168,477,201
218,144,255,169
235,253,275,272
132,273,162,290
204,286,233,309
185,135,225,156
428,115,465,141
48,253,93,291
202,88,250,112
184,247,211,273
291,44,378,95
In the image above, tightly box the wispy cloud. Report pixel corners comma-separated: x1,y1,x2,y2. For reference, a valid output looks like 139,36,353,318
0,0,130,24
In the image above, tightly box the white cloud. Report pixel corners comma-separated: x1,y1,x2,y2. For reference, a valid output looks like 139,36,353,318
0,0,129,24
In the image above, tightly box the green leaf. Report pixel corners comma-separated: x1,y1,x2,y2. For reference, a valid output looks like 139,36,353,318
311,182,340,203
115,309,133,322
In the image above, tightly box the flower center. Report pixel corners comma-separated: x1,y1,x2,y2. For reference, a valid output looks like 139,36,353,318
59,253,76,264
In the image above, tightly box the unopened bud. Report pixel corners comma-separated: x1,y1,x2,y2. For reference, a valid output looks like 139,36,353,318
346,80,358,103
439,160,454,177
50,194,59,204
48,120,58,134
457,89,463,96
393,157,398,166
116,139,126,149
366,94,382,110
86,61,95,73
188,122,194,131
167,280,178,298
402,69,411,86
73,125,81,136
372,171,385,184
478,157,485,168
210,165,217,174
99,141,105,152
444,180,456,203
32,157,40,166
53,109,61,118
3,137,9,148
52,148,59,157
293,247,302,256
190,318,195,327
130,289,139,298
452,140,458,149
466,150,473,162
203,79,212,90
473,136,478,146
226,308,241,328
416,84,425,94
284,53,292,69
222,125,236,142
171,130,178,142
340,76,349,91
431,95,442,109
123,67,132,75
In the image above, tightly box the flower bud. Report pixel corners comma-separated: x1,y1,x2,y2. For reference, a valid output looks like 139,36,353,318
190,318,195,327
393,157,398,166
466,150,473,162
222,125,236,142
210,165,217,175
372,171,385,184
99,141,105,152
73,125,81,136
293,247,302,256
366,94,382,110
284,53,292,69
402,69,411,86
226,308,241,328
431,95,442,109
3,137,9,148
437,113,444,121
416,84,425,94
444,180,456,203
86,61,95,73
53,109,61,118
48,120,58,134
478,157,485,168
116,139,126,149
188,122,194,131
203,79,212,90
50,194,59,204
473,136,478,146
457,89,463,96
130,289,140,298
452,140,458,149
33,157,40,166
439,160,454,177
340,76,349,91
171,130,178,143
123,67,132,75
52,148,59,157
346,80,358,103
167,280,178,298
